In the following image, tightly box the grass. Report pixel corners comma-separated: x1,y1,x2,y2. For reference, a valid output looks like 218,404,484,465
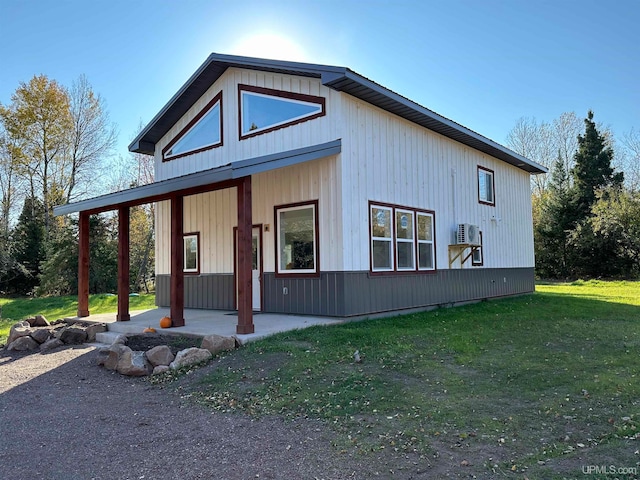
171,280,640,478
0,293,156,343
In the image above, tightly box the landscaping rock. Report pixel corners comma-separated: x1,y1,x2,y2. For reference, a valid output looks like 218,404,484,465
39,338,64,352
96,347,109,366
103,344,130,371
113,334,128,345
60,326,88,345
7,336,39,351
169,348,212,370
201,334,236,355
33,315,50,327
117,349,152,377
145,345,174,367
83,323,107,342
30,328,51,344
152,365,170,375
7,321,33,345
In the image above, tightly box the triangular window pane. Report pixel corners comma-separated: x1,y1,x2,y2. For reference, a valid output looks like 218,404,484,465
164,96,221,160
240,86,325,138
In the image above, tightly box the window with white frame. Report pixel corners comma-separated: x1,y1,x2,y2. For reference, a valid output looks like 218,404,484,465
276,202,318,274
371,205,393,271
183,233,199,273
239,84,325,139
417,212,435,270
472,231,483,266
395,209,415,270
478,166,495,205
370,202,436,273
162,93,222,161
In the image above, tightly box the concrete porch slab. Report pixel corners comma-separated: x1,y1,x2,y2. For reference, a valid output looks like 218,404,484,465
66,308,344,344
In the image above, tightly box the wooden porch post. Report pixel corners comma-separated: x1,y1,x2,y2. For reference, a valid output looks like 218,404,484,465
236,176,254,334
77,212,90,317
117,206,130,321
170,195,185,327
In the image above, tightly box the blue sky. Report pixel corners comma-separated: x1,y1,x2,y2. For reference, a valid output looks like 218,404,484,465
1,0,638,160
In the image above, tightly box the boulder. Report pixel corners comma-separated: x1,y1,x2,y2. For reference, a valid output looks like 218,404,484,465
60,326,88,344
117,349,152,377
145,345,175,367
30,328,51,344
201,334,236,355
40,338,64,352
84,323,107,342
96,347,109,366
152,365,170,375
112,334,128,345
169,347,212,370
103,344,130,371
7,336,39,351
32,315,50,327
7,321,33,345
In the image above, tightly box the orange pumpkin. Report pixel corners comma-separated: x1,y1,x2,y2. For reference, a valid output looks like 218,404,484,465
159,316,172,328
143,327,157,333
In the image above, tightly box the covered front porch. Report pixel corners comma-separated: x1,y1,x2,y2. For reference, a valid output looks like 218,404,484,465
71,308,343,344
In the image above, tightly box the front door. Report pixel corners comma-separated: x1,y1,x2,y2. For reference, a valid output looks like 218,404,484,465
236,226,262,311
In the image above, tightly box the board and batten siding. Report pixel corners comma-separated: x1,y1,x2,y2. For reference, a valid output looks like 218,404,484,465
153,68,342,182
338,96,535,271
155,154,342,275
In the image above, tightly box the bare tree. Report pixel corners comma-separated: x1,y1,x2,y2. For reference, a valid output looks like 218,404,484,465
620,128,640,191
63,74,117,203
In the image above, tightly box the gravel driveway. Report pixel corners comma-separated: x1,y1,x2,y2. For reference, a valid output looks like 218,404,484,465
0,346,413,479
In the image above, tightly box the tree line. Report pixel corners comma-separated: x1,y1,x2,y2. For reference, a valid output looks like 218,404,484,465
0,75,154,296
507,111,640,279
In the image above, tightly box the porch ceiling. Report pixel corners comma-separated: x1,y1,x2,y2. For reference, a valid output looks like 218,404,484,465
129,52,546,175
53,139,341,216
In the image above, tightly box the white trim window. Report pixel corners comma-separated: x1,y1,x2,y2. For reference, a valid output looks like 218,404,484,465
276,202,318,275
370,202,437,273
183,233,199,273
371,205,394,271
395,209,415,270
417,212,435,270
478,166,495,205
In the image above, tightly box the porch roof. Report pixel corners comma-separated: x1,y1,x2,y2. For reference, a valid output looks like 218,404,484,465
53,139,341,216
129,52,546,175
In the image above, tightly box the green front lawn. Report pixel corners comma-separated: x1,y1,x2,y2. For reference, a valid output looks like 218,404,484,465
0,293,156,343
179,280,640,478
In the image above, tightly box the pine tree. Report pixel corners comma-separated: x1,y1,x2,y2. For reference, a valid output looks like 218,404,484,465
12,197,46,293
572,111,623,220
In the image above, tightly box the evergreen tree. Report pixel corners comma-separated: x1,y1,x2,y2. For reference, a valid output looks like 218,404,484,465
12,197,45,293
535,155,575,277
572,111,623,219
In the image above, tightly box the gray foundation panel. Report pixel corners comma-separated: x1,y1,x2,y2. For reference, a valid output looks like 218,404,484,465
156,268,534,316
156,274,235,310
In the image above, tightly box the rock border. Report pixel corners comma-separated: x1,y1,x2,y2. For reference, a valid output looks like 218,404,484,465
97,333,239,377
3,316,107,352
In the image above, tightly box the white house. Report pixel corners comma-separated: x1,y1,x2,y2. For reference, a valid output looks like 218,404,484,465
54,53,546,334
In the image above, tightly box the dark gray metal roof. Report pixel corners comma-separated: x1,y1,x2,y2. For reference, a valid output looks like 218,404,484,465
55,139,341,215
129,52,546,175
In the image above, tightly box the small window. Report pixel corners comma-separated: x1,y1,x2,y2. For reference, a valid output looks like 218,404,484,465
183,233,200,273
371,205,393,271
239,85,325,139
478,166,495,205
472,231,484,266
395,209,415,270
276,202,318,275
163,93,222,161
417,212,435,270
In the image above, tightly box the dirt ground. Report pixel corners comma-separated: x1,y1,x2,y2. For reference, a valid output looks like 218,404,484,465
0,345,480,480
